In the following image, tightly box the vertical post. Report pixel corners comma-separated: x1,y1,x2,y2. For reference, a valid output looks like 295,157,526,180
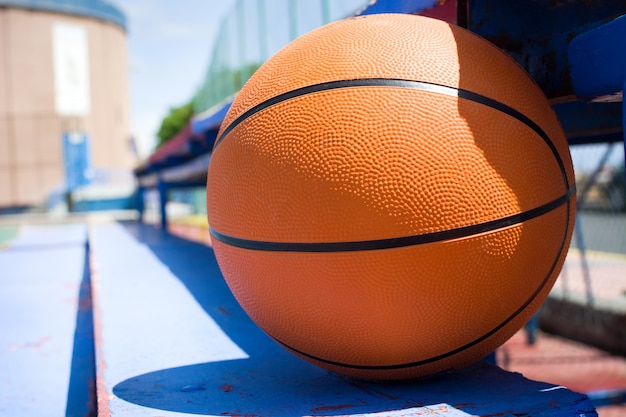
158,178,168,231
321,0,331,24
574,208,594,306
258,0,269,62
457,0,469,28
65,191,75,213
216,19,230,102
525,315,537,345
288,0,298,41
236,0,247,88
136,186,145,223
574,143,616,307
208,47,219,109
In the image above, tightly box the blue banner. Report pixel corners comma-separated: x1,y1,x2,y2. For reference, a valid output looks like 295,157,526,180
62,132,91,192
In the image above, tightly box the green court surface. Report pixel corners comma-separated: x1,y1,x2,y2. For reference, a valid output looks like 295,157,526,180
0,226,19,247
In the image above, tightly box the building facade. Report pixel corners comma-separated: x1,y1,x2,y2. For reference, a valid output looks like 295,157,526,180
0,0,132,209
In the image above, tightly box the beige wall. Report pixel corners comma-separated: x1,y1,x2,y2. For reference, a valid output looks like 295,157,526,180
0,7,132,207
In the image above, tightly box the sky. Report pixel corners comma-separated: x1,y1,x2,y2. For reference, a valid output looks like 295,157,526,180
115,0,236,159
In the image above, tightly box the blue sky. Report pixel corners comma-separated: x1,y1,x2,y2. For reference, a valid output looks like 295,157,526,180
116,0,236,158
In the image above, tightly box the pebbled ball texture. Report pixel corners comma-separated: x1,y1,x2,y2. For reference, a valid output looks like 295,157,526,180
206,13,576,380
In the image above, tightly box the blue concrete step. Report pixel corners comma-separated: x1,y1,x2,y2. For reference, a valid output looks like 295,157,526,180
0,224,94,417
89,221,598,417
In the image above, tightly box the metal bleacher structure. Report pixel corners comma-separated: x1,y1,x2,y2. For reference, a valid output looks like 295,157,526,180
4,0,626,416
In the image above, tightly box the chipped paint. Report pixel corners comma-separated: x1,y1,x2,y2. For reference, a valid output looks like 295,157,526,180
89,229,112,417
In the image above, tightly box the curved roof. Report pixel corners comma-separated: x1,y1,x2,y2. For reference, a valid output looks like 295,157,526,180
0,0,126,30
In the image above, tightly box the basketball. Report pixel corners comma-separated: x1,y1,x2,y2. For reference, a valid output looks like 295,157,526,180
206,14,576,380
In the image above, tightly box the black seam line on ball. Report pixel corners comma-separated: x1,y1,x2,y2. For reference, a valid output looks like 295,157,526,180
263,197,574,372
212,78,571,188
209,184,575,253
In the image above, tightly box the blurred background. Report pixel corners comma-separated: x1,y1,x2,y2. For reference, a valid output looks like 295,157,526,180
0,0,624,416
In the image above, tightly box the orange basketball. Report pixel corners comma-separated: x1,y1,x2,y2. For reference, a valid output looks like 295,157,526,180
206,14,576,380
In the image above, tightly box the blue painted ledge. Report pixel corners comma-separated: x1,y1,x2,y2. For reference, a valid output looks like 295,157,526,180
0,224,94,417
90,222,597,417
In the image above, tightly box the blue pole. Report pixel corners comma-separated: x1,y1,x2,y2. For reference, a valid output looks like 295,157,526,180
136,186,145,223
158,178,168,231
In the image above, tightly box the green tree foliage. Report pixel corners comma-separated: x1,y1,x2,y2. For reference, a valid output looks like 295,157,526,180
156,101,194,148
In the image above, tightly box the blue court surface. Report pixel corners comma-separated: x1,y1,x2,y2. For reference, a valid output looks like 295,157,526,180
1,221,598,416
